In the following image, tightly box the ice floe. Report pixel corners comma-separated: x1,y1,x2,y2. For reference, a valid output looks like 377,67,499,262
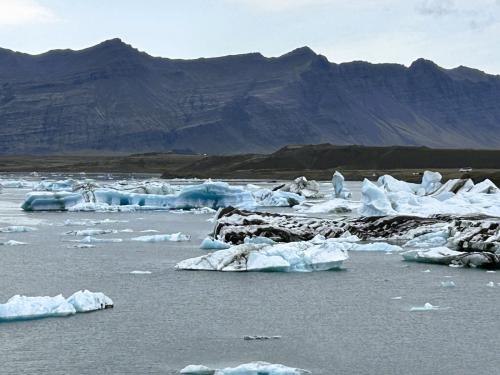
0,290,113,322
131,233,190,242
410,303,448,312
180,362,310,375
0,226,36,233
130,270,152,274
176,238,349,272
0,240,27,246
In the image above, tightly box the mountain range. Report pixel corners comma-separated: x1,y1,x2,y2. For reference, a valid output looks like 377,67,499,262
1,38,499,154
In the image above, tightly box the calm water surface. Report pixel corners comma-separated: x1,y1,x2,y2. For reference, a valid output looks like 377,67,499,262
0,180,499,374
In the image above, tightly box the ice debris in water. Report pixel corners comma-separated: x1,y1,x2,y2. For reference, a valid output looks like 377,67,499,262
0,240,27,246
200,237,230,250
410,303,448,312
0,290,113,322
441,281,456,288
140,229,159,233
180,361,310,374
276,176,323,199
0,226,36,233
391,296,403,300
64,228,117,236
131,233,190,242
130,270,152,274
486,281,495,288
70,236,123,244
176,238,349,272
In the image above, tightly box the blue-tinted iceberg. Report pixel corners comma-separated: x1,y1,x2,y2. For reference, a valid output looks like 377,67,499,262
21,181,257,212
332,171,351,199
200,237,231,250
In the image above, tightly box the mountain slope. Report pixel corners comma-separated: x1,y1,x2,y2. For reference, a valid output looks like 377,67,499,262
0,39,499,154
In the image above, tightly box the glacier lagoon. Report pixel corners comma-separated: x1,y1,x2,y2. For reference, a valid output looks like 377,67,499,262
1,175,500,374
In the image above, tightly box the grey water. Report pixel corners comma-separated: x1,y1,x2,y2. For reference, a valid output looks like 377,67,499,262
1,181,499,374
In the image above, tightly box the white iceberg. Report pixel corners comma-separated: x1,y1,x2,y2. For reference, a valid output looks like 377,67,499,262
131,233,190,242
278,176,323,199
66,290,114,312
359,179,396,216
180,362,310,375
176,238,349,272
410,302,447,312
401,247,465,264
0,290,113,322
1,240,27,246
252,188,304,207
71,236,123,244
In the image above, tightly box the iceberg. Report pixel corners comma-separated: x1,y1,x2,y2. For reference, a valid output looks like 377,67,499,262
176,238,349,272
332,171,351,199
130,270,152,274
401,247,466,264
0,226,36,233
131,233,190,242
200,237,230,250
71,236,123,244
22,181,257,212
252,188,304,207
277,176,324,199
180,362,310,375
66,290,114,312
359,179,396,216
0,290,113,322
33,179,78,192
64,228,118,236
0,179,35,189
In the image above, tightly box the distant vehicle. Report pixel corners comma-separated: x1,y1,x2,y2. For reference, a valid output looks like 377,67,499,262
459,167,473,172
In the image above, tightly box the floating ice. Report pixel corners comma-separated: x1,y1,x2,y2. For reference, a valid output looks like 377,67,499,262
180,362,310,375
130,270,152,274
391,296,403,300
71,236,123,244
64,228,117,236
410,303,447,312
200,237,230,250
33,179,78,192
277,176,323,199
486,281,495,288
332,171,351,199
359,172,500,217
252,188,304,207
0,179,35,188
359,179,396,216
140,229,159,233
295,198,360,214
441,281,456,288
1,240,27,246
22,181,258,211
403,230,449,249
176,238,349,272
0,290,113,322
66,290,114,312
131,233,190,242
0,226,36,233
243,236,276,245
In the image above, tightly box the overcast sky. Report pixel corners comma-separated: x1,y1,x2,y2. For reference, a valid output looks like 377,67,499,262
0,0,499,74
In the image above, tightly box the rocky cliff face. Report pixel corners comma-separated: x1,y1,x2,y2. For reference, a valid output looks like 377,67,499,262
0,39,499,154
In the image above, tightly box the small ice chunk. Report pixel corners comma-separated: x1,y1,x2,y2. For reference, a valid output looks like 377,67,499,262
1,240,27,246
65,228,117,236
71,236,123,243
130,270,152,274
69,244,96,249
131,233,190,242
441,281,456,288
486,281,495,288
200,237,230,250
486,271,496,273
391,296,403,300
243,335,282,340
140,229,159,233
0,226,36,233
422,269,431,273
410,303,447,311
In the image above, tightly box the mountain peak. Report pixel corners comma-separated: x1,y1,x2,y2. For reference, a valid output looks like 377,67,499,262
280,46,317,59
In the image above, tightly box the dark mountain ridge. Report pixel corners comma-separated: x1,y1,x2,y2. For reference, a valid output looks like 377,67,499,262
1,39,499,154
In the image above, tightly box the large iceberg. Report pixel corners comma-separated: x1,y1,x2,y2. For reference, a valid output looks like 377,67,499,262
180,361,310,374
176,238,349,272
21,181,257,212
0,290,113,322
359,172,500,217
